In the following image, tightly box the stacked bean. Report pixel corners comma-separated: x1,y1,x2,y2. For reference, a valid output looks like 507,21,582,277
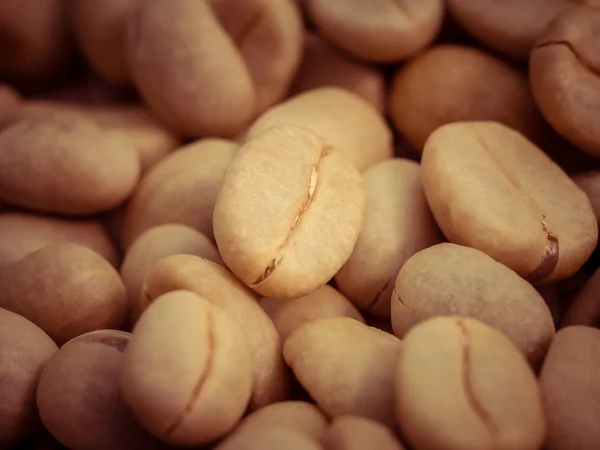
1,1,599,449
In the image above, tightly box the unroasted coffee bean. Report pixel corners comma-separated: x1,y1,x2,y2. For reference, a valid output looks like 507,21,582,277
392,243,555,366
446,0,596,60
283,317,401,426
335,158,442,316
121,224,222,325
540,325,600,450
0,309,57,448
389,45,545,150
246,87,393,172
290,33,385,112
12,101,181,173
127,0,303,138
267,285,365,342
232,401,328,442
0,244,128,345
321,416,405,450
122,138,238,248
304,0,444,63
143,254,288,409
68,0,138,84
121,290,253,446
530,6,600,158
574,170,600,222
395,316,546,450
36,330,164,450
214,125,365,299
421,121,598,283
0,212,118,270
561,268,600,327
0,115,140,215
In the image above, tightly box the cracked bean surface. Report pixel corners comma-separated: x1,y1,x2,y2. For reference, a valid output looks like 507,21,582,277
530,5,600,158
395,316,546,450
121,290,253,446
391,243,555,367
421,121,598,283
214,125,365,299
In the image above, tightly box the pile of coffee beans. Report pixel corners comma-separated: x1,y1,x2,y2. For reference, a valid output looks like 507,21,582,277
1,1,599,449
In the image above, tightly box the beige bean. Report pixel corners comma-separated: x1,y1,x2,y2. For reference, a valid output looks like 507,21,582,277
36,330,164,450
530,5,600,158
321,416,405,450
335,158,442,316
121,290,253,446
68,0,138,84
395,316,546,450
12,101,181,173
561,268,600,327
121,224,222,325
246,87,393,172
574,170,600,222
235,401,328,442
143,254,288,409
208,0,304,114
268,285,365,342
392,243,555,366
0,0,73,83
127,0,303,138
214,125,366,299
122,138,238,248
0,115,140,215
0,308,58,448
389,45,545,151
304,0,444,63
0,244,128,346
283,317,401,426
539,325,600,450
290,33,385,112
0,212,118,270
421,121,598,283
216,427,323,450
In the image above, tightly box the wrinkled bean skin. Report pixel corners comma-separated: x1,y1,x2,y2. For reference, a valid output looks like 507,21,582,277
421,121,598,283
539,326,600,450
214,125,365,299
395,316,546,450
